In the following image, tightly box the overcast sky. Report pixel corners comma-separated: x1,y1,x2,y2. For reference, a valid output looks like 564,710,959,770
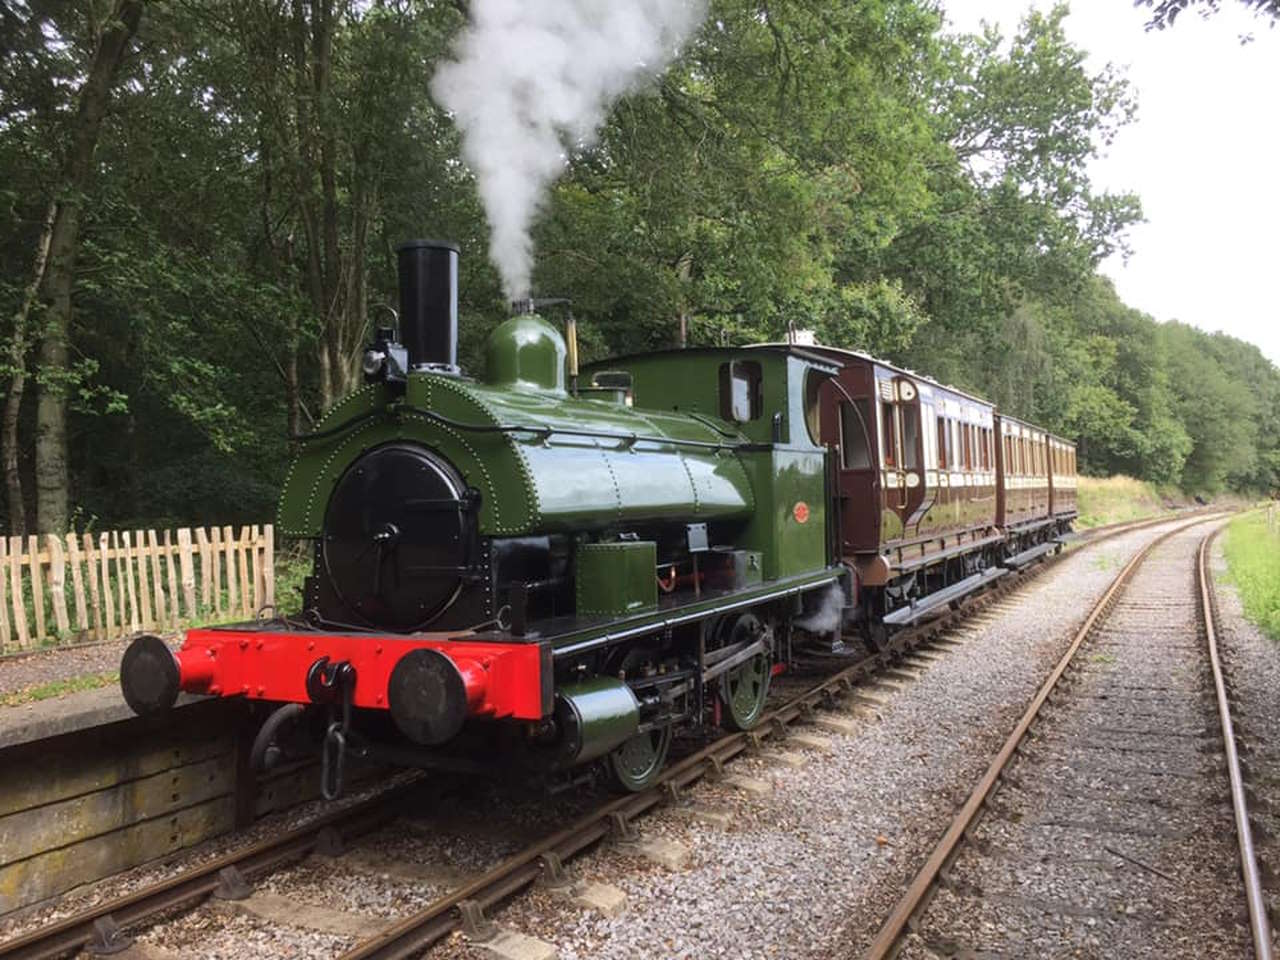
945,0,1280,366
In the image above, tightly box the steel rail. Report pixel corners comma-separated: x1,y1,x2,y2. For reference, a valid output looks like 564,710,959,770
0,509,1200,960
1200,528,1273,960
338,651,884,960
861,512,1230,960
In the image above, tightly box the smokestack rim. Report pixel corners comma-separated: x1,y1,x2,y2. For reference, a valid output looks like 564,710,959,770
397,238,461,254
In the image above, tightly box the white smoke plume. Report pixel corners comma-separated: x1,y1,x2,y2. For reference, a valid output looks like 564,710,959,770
431,0,706,300
795,583,848,636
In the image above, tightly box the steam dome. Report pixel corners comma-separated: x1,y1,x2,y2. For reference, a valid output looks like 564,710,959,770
485,314,566,393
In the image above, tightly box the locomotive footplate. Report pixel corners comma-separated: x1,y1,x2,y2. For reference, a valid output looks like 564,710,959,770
120,625,555,737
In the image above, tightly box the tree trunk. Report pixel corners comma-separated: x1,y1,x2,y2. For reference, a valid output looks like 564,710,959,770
330,174,372,397
3,200,56,536
675,252,693,348
313,0,342,408
259,123,303,438
290,0,332,413
34,0,145,534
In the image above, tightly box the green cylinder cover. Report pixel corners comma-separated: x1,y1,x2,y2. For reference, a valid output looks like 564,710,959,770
486,314,567,393
553,676,640,764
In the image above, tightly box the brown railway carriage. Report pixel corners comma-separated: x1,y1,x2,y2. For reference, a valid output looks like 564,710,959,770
1049,434,1078,523
804,345,1078,633
809,348,1002,591
993,417,1077,537
995,412,1050,530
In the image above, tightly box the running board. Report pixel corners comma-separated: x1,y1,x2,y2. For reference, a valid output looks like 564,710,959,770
883,566,1009,627
1002,540,1060,569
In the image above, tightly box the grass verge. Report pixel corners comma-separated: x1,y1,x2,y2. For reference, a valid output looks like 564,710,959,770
1223,509,1280,641
1,671,119,708
1076,474,1183,528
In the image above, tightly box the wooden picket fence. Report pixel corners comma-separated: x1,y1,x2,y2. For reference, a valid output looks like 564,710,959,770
0,524,275,654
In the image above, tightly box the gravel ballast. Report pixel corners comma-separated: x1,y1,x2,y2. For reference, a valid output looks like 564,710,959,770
415,518,1218,960
906,520,1248,959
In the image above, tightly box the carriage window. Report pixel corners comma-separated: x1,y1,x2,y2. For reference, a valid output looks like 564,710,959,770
839,399,873,470
880,402,898,467
718,360,762,423
984,428,993,470
936,416,947,468
962,425,972,470
880,401,901,471
901,404,920,470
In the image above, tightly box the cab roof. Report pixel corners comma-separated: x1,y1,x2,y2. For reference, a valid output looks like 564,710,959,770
585,344,841,374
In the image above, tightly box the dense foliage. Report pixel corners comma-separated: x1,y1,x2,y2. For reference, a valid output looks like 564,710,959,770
1,0,1276,533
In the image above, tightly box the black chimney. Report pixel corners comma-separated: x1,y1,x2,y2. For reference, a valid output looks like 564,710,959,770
397,239,459,371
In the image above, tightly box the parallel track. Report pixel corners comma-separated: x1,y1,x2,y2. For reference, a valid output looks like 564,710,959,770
862,513,1270,960
0,511,1197,960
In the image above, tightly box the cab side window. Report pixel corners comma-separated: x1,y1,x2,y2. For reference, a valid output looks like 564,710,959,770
719,360,761,423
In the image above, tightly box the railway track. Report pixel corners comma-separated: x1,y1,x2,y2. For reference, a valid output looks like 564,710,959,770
1209,520,1280,956
0,512,1204,960
863,514,1269,960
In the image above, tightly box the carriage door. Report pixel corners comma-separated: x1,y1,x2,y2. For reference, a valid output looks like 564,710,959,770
895,377,927,530
832,388,880,553
878,377,924,524
878,379,906,513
